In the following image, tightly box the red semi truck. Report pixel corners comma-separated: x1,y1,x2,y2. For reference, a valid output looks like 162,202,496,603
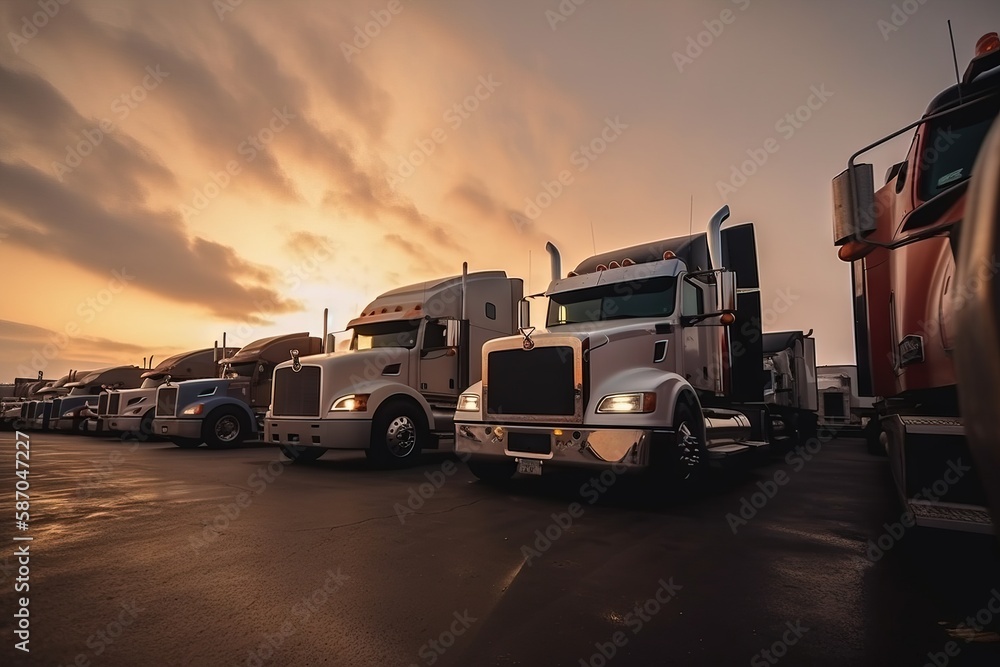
832,32,1000,533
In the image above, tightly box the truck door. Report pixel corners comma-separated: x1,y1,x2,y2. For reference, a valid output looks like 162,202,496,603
251,363,273,409
418,319,460,398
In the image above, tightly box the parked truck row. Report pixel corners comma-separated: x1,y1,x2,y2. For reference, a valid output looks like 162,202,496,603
9,32,999,538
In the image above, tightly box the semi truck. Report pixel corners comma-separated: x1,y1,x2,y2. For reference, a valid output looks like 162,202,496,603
831,32,999,532
264,269,524,466
762,330,818,450
0,376,52,431
153,333,322,448
51,365,144,432
454,206,772,484
955,111,1000,526
20,372,77,431
97,346,237,436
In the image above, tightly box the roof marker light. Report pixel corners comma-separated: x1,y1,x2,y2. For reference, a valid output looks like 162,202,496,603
663,251,677,260
595,264,608,271
567,271,579,277
977,32,999,57
621,258,635,267
608,260,621,269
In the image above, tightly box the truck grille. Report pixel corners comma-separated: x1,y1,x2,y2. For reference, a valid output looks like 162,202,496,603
157,388,178,417
20,403,29,418
50,399,62,419
109,393,121,415
486,346,576,416
98,393,109,416
272,366,321,417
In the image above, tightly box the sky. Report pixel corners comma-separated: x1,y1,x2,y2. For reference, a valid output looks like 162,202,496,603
1,0,998,380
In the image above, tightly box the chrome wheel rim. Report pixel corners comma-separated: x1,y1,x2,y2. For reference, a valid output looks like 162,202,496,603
385,416,417,458
677,421,702,478
215,416,240,442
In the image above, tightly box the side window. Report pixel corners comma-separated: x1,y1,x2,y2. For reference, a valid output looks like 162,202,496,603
423,320,448,349
682,279,703,317
485,302,497,320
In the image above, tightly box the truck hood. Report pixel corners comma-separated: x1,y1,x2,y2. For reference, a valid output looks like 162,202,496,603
281,348,411,389
530,318,669,350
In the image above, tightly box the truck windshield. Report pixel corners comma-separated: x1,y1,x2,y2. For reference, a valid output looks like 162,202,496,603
546,276,677,326
223,362,257,379
353,320,420,350
920,93,1000,200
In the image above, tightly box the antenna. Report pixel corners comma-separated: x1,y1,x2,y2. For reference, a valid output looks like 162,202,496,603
689,195,694,238
589,219,597,254
948,20,964,103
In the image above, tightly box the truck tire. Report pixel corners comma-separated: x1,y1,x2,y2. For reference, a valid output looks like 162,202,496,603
171,437,201,448
280,445,326,463
203,407,251,448
366,399,426,468
139,411,155,439
468,459,516,483
657,401,708,484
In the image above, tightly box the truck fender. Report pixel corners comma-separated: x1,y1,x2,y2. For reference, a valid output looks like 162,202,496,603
348,380,435,431
182,397,258,432
590,367,700,426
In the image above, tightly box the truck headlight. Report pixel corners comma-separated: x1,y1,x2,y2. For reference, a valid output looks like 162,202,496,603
331,394,369,412
596,392,656,414
456,393,480,412
181,404,205,416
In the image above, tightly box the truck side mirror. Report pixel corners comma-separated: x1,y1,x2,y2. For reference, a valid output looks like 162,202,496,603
445,319,462,347
833,163,877,245
518,298,531,330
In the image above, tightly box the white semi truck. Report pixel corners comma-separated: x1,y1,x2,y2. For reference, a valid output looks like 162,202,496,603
264,269,524,466
762,330,819,450
454,206,774,483
51,366,144,432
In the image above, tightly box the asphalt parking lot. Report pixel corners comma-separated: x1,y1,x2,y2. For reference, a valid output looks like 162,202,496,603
1,432,999,666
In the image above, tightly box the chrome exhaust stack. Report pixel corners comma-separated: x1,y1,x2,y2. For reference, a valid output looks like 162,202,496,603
545,242,561,282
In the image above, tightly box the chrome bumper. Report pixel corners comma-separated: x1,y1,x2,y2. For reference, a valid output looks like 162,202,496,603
265,418,372,449
455,421,665,471
153,418,203,439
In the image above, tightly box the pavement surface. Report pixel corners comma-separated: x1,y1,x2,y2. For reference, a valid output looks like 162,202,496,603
1,431,999,667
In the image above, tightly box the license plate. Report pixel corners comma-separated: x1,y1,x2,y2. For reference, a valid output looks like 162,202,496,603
517,459,542,476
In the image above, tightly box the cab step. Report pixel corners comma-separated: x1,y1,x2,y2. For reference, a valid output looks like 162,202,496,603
908,500,994,534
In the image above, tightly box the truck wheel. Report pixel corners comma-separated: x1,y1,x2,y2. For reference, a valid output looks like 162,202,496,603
280,445,326,463
139,411,155,439
468,459,516,483
669,402,708,482
367,400,426,468
171,437,201,448
203,407,251,448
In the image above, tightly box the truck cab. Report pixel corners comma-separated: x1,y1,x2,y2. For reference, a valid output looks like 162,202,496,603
153,333,321,448
265,269,523,466
99,347,237,436
762,330,819,450
454,207,771,483
51,366,144,432
833,33,1000,532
